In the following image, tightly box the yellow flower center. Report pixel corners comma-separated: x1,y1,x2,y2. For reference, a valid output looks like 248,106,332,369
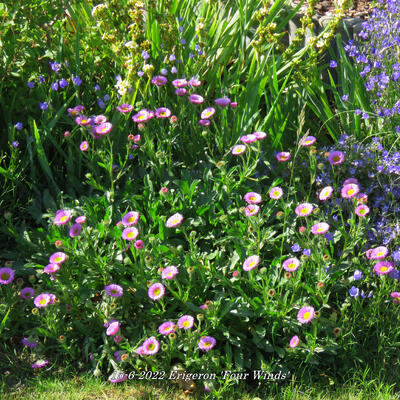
60,216,67,222
317,227,324,232
39,298,47,305
288,263,295,270
55,257,62,263
301,208,309,214
204,341,211,347
127,232,134,239
303,312,311,320
380,266,388,272
154,289,160,296
273,191,280,197
148,343,155,350
248,261,255,268
333,156,340,162
377,251,383,257
250,196,256,201
183,321,189,327
347,189,355,196
1,273,9,280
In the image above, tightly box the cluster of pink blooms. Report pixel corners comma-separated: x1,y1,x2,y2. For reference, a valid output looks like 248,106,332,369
67,105,113,151
232,131,267,155
54,209,86,237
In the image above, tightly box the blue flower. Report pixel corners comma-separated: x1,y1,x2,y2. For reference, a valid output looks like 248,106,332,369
97,99,105,109
353,270,363,280
169,54,176,62
72,76,82,86
103,94,110,102
180,38,186,45
141,50,150,60
329,60,337,68
51,82,59,91
39,102,48,110
291,243,301,252
94,84,100,91
12,140,19,148
325,232,334,241
27,81,35,89
341,94,349,101
49,61,61,72
14,122,23,130
349,286,359,297
161,68,168,75
39,76,45,83
302,248,311,256
137,71,144,77
59,79,68,89
171,66,177,74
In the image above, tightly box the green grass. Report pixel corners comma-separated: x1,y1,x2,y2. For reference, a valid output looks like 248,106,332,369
3,373,400,400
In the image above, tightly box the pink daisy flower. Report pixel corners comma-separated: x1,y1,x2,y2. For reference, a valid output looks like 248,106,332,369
297,306,315,324
134,240,144,249
240,134,257,144
178,315,194,329
199,119,210,126
369,246,389,260
117,103,134,113
188,78,201,86
94,115,107,124
244,204,259,216
355,204,370,217
328,151,345,165
289,335,300,348
105,284,124,297
106,321,121,336
243,255,260,271
32,359,49,369
232,144,246,155
166,213,184,228
319,186,334,201
148,283,165,300
341,183,360,199
22,338,38,348
269,187,283,200
155,107,172,118
158,321,176,335
75,116,91,126
189,94,204,104
75,215,86,224
0,267,14,284
122,227,139,241
282,257,300,272
215,97,230,107
252,131,267,140
20,287,34,299
295,203,314,217
151,75,168,86
198,336,216,351
69,223,82,237
175,88,187,96
142,337,160,355
276,152,291,162
172,78,187,88
80,141,89,151
244,192,262,204
200,107,216,119
94,122,113,136
122,211,140,227
132,109,155,123
300,136,316,146
44,264,60,274
310,222,330,235
49,252,67,264
54,209,72,225
374,261,394,275
34,293,51,308
390,292,400,304
343,178,359,185
162,265,179,279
